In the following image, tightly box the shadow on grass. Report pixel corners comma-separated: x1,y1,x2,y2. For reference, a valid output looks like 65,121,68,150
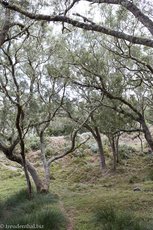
0,189,67,230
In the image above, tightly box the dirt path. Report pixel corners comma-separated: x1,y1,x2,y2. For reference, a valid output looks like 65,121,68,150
59,200,74,230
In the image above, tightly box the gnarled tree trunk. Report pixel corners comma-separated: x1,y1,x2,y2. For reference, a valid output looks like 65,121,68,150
139,117,153,153
4,149,47,193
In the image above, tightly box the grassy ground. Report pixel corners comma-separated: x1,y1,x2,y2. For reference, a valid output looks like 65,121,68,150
0,155,67,230
49,153,153,229
1,141,153,229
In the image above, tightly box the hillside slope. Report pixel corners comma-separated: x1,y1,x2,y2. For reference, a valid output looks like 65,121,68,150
1,134,153,229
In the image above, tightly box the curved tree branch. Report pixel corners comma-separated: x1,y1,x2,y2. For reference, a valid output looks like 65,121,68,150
86,0,153,36
0,1,153,48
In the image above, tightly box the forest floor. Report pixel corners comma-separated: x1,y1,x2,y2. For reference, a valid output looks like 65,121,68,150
1,133,153,229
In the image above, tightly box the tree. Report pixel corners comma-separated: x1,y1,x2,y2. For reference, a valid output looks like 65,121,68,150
1,0,153,193
63,90,107,170
95,105,139,170
61,30,152,153
0,35,43,193
30,74,67,191
0,29,90,193
0,0,153,47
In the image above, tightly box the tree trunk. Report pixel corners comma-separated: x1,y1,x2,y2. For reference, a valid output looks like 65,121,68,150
39,131,50,192
0,9,10,47
26,160,48,193
19,140,32,198
23,162,32,198
115,135,120,164
140,118,153,152
95,127,106,170
111,140,117,171
5,151,47,193
109,136,117,171
85,124,106,170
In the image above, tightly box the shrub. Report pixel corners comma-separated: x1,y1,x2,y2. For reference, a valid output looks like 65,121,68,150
28,137,40,151
47,118,74,136
90,143,98,153
119,144,136,160
45,147,54,157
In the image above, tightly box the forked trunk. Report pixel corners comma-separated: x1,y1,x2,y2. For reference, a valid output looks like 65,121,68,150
6,152,48,193
26,160,49,193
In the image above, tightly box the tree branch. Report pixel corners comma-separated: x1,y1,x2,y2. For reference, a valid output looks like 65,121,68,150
0,8,10,47
85,0,153,36
1,2,153,47
48,105,99,165
48,131,90,165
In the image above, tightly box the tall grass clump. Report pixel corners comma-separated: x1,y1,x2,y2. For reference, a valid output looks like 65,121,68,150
4,189,29,208
0,189,67,230
5,208,66,230
92,205,151,230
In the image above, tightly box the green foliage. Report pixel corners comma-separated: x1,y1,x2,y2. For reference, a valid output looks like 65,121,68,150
92,205,151,230
48,118,74,136
45,147,54,157
27,137,40,151
119,145,136,160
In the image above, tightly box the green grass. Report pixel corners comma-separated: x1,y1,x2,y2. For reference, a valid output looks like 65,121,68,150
92,205,152,230
49,153,153,230
93,205,151,230
4,209,66,230
0,189,67,230
1,145,153,229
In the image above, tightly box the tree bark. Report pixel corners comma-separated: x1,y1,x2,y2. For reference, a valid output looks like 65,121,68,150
26,160,48,193
108,136,117,171
1,1,153,48
4,150,46,193
94,127,106,170
23,160,32,198
0,8,10,47
84,124,106,170
39,131,50,192
140,117,153,152
86,0,153,36
115,135,120,163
